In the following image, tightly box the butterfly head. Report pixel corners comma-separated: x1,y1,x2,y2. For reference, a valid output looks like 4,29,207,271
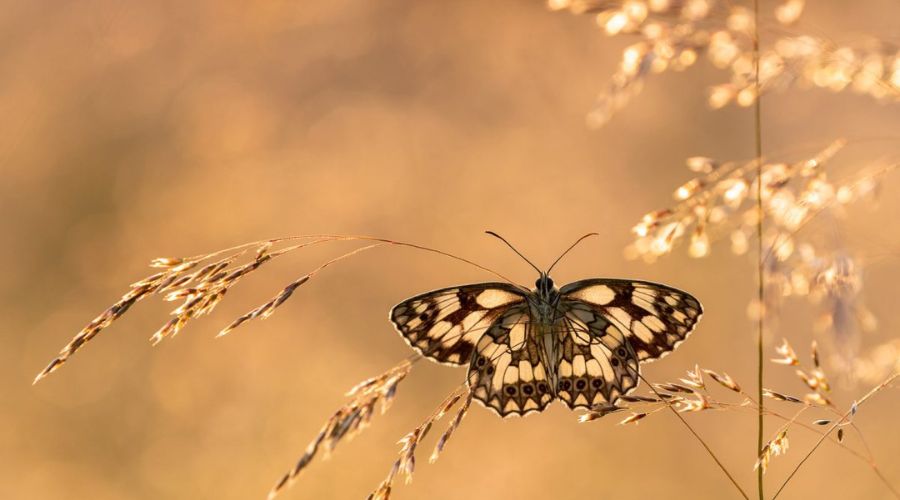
534,273,557,299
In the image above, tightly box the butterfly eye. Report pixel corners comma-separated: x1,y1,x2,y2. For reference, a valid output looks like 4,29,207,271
534,276,555,290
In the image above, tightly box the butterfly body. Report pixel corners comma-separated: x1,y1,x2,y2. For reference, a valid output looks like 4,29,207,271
390,274,702,417
524,274,563,391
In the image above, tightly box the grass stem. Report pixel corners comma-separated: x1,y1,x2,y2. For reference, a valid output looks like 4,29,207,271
641,374,750,499
752,1,765,499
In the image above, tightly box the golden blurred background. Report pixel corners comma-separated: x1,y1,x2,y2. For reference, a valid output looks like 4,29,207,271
3,1,900,499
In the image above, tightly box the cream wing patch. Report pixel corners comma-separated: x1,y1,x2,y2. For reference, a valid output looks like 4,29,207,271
475,289,524,309
566,284,616,305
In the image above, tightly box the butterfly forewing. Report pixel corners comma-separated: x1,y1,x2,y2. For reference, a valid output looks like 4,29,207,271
560,279,703,362
390,283,527,365
466,305,554,417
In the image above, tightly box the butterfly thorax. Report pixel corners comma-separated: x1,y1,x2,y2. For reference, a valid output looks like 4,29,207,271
528,274,564,390
527,274,562,327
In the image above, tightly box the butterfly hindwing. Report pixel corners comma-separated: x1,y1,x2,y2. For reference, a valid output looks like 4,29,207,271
555,302,640,409
560,279,703,362
467,305,554,417
390,283,527,365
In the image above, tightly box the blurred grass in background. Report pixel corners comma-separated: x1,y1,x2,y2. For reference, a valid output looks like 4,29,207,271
3,1,899,498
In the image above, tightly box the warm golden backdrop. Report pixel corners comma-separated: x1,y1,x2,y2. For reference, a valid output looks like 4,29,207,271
3,1,900,499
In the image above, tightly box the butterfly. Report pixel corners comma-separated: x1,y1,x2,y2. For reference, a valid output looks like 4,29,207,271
390,232,703,417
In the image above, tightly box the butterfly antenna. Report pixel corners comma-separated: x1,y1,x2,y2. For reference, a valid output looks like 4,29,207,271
485,231,542,275
546,232,600,274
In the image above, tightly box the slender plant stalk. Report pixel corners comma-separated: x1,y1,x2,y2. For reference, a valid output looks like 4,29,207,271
771,373,900,499
640,375,750,499
752,1,765,499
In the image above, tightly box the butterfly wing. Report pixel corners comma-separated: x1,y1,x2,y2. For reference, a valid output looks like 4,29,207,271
554,301,641,410
390,283,527,365
466,303,554,417
559,279,703,363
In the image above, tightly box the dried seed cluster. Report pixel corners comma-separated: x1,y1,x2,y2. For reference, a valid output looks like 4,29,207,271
548,0,899,126
34,236,398,384
269,360,415,500
367,388,474,500
624,141,892,364
578,340,895,477
33,240,320,384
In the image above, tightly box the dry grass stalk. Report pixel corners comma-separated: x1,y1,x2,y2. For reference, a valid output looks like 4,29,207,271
679,363,706,389
217,242,387,338
772,371,899,498
35,234,517,384
619,412,649,425
577,402,626,422
604,340,900,498
591,339,897,495
150,248,279,345
625,141,894,372
755,430,789,473
762,389,802,404
267,359,415,500
547,0,899,126
33,240,317,383
704,368,741,392
368,386,472,499
580,367,735,422
626,141,886,263
775,338,834,409
430,391,474,463
217,275,310,337
771,338,799,365
33,248,248,384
